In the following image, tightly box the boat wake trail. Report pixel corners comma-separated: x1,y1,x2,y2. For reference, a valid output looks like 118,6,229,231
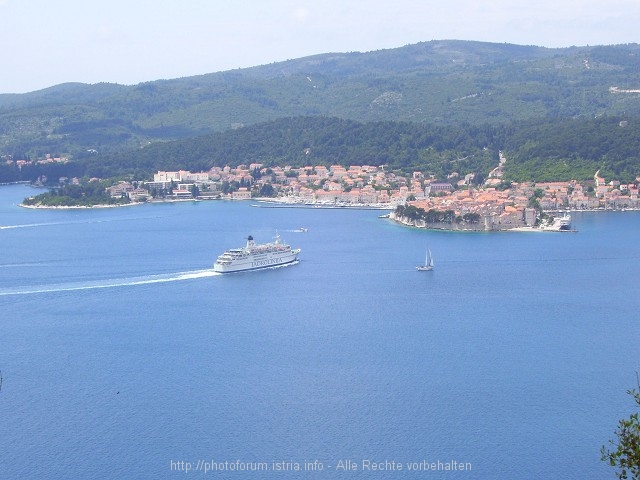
0,221,68,230
0,269,220,296
0,215,170,231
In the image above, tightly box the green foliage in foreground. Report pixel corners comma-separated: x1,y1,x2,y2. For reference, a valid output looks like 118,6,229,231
21,182,130,207
602,385,640,480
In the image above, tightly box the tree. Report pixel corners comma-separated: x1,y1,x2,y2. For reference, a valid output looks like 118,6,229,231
528,188,545,212
251,167,262,180
443,209,456,223
259,183,275,197
602,377,640,480
463,212,481,224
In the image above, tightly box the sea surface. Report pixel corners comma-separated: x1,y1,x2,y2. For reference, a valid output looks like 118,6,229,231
1,183,639,479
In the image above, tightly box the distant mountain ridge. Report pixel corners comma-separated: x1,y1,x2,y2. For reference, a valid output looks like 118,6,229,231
1,40,640,162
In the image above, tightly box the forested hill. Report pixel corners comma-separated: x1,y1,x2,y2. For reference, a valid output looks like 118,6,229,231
91,115,640,183
2,40,640,160
5,114,637,184
77,117,500,180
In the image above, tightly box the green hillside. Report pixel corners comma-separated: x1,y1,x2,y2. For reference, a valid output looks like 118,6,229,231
3,40,640,160
3,114,639,185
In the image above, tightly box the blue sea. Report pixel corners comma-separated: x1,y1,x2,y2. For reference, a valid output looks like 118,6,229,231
1,183,639,479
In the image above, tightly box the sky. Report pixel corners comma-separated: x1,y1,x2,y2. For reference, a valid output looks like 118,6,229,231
1,0,640,94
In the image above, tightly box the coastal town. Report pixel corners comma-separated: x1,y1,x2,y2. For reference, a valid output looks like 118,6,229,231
13,150,639,230
90,161,640,231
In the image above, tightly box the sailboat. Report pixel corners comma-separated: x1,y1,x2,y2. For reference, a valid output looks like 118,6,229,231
416,248,434,271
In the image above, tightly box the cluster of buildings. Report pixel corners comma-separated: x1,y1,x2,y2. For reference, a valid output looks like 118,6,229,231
105,164,424,204
5,154,69,169
538,176,640,210
405,186,538,229
404,175,640,229
105,182,151,202
131,164,460,206
100,165,640,228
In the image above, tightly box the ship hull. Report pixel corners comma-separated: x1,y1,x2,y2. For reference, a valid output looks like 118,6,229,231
214,249,300,273
542,214,572,232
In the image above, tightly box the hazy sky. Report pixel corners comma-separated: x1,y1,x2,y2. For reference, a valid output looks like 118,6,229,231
2,0,639,94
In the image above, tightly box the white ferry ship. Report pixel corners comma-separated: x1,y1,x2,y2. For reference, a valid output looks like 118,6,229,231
213,234,301,273
542,213,572,231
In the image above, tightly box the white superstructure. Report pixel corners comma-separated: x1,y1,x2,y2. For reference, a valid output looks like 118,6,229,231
213,234,301,273
542,213,572,231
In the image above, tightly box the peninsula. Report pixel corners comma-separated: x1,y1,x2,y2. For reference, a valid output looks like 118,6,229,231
19,162,640,233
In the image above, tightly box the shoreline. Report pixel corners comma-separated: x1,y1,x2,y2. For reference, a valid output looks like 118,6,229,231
17,197,211,210
15,195,306,210
250,198,394,210
19,201,145,210
387,213,576,233
250,203,393,211
12,183,640,216
388,219,574,233
0,181,31,186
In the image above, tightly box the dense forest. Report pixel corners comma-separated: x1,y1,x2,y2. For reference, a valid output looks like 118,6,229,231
2,114,639,184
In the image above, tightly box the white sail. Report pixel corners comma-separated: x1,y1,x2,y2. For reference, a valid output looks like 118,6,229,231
417,248,434,271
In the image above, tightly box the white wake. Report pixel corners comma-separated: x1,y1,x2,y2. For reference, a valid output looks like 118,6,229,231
0,215,167,231
0,269,220,296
